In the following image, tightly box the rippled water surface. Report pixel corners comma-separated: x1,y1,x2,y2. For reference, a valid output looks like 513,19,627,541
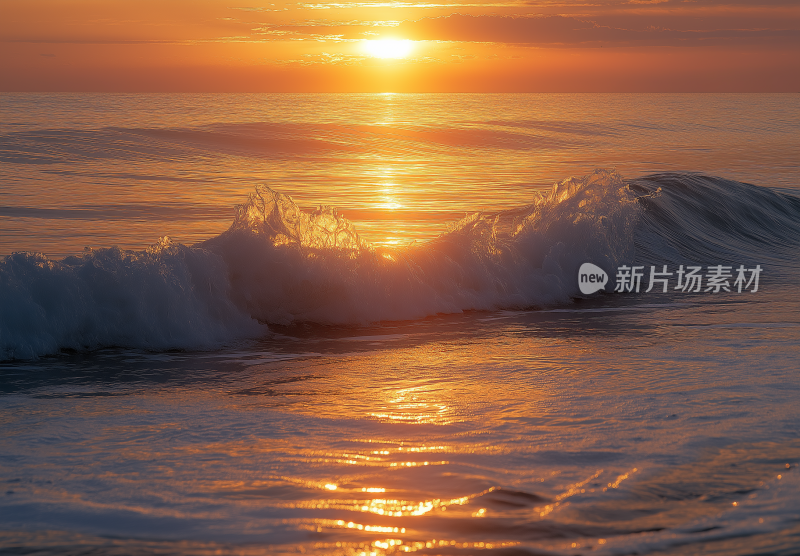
1,94,800,555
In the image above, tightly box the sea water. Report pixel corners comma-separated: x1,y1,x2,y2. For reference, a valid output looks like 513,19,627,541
1,93,800,555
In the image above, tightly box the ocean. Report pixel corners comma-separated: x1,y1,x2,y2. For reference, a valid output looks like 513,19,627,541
1,93,799,555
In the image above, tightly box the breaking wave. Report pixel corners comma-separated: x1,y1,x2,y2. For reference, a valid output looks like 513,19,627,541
0,240,262,360
2,169,799,360
200,168,638,325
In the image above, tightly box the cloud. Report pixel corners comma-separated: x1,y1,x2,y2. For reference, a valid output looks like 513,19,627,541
394,13,800,46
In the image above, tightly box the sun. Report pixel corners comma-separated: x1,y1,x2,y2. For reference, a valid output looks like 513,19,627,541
363,39,414,59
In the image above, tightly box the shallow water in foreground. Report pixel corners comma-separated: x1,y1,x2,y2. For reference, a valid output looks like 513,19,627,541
2,289,800,555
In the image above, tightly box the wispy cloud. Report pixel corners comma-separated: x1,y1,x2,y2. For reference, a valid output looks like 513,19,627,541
299,2,530,9
4,0,798,49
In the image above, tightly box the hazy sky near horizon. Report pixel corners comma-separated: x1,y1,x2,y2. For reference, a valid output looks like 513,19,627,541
1,0,799,92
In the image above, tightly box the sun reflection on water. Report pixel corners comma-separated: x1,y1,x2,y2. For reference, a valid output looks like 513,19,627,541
368,385,452,424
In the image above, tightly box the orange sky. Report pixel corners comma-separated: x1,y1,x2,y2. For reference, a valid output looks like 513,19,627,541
1,0,798,92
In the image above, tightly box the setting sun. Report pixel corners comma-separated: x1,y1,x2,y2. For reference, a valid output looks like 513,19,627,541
363,39,414,59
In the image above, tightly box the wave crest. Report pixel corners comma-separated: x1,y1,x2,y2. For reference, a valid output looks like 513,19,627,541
0,238,261,360
231,186,368,251
201,169,639,326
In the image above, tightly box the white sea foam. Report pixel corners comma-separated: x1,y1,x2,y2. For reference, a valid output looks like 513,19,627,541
202,169,639,326
0,238,262,360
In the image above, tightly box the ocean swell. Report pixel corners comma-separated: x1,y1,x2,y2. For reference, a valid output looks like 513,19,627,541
630,172,800,272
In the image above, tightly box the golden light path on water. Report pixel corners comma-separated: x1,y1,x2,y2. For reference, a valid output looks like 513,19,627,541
156,332,689,554
3,94,799,258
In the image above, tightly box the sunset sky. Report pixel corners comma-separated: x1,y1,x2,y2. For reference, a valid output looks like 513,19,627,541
1,0,799,92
